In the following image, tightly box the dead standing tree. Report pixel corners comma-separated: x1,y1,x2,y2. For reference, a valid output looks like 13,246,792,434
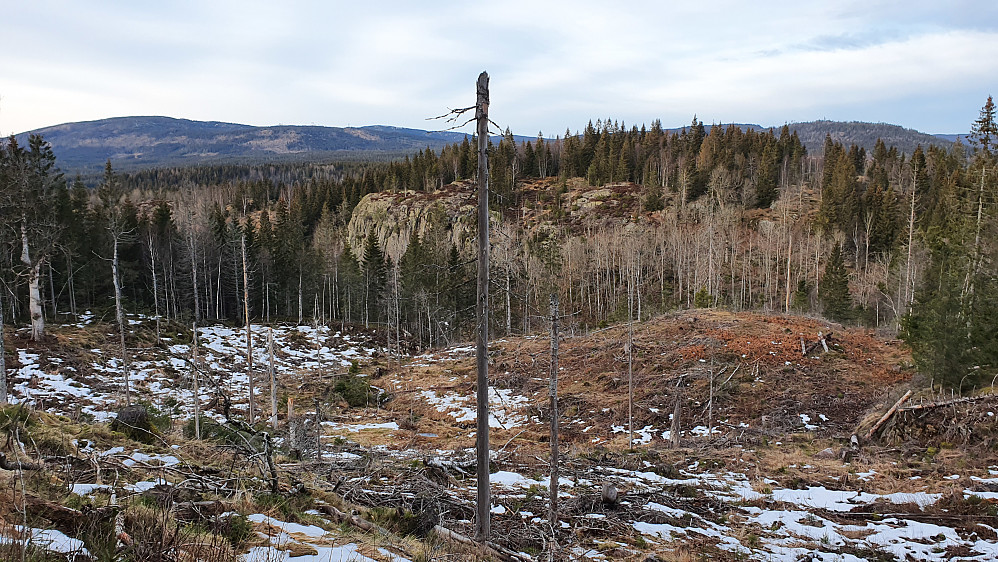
474,71,492,541
431,70,493,541
98,162,136,405
241,226,255,424
0,285,6,405
548,293,560,535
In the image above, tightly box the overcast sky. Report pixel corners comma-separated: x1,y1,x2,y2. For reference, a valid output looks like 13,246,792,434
2,1,996,137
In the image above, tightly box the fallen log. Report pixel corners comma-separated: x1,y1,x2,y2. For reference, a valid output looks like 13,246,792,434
899,394,997,412
21,495,118,532
0,452,43,471
433,524,533,562
173,500,232,521
317,504,390,535
865,390,913,441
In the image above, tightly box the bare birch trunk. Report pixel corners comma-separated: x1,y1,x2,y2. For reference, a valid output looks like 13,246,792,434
188,229,201,325
22,222,44,341
784,233,793,312
192,323,201,439
112,237,130,405
243,234,255,424
269,328,277,429
148,233,161,342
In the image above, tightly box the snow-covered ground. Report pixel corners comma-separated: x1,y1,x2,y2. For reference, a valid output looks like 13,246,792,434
6,313,380,423
5,317,998,560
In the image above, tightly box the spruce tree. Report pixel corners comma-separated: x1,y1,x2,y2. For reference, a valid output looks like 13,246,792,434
970,95,997,156
819,243,852,322
361,233,386,327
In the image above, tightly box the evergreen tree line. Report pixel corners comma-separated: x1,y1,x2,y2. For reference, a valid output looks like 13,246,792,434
1,99,995,391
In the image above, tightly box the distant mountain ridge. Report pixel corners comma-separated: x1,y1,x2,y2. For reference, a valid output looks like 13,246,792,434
18,116,960,173
675,121,954,156
781,120,955,156
18,116,498,173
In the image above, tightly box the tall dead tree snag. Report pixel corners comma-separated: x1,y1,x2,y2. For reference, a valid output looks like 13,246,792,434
192,324,201,440
0,288,6,405
474,70,492,542
242,231,255,424
548,293,560,528
269,328,277,429
99,162,134,405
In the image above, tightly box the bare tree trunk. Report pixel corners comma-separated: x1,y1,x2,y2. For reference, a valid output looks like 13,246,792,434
474,71,492,542
188,229,201,325
548,293,560,529
112,237,130,405
0,288,7,405
66,252,77,319
22,223,44,341
506,269,512,336
192,323,201,439
904,162,917,310
670,390,681,449
48,260,57,321
243,234,255,424
784,233,793,312
148,233,161,342
269,328,277,429
627,271,634,449
964,167,987,303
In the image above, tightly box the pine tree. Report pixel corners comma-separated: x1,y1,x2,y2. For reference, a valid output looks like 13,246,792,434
819,243,852,322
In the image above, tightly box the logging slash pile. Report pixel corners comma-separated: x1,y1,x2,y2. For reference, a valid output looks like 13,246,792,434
1,310,998,561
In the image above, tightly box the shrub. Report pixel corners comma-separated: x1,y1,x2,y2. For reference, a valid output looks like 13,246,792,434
334,374,374,408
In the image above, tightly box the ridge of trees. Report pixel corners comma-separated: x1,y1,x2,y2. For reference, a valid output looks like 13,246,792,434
1,101,995,393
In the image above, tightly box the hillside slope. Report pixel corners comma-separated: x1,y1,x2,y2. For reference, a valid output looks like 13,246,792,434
4,310,998,560
17,116,479,172
18,116,958,174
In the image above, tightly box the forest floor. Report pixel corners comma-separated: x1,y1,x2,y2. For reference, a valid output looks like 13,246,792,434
2,309,997,561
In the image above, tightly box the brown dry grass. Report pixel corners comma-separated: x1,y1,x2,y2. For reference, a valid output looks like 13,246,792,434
352,308,922,459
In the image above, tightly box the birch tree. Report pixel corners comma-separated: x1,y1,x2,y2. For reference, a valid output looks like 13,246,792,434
98,162,135,404
1,135,65,341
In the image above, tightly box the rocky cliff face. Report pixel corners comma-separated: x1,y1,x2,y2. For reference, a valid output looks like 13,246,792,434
346,182,478,262
345,178,658,264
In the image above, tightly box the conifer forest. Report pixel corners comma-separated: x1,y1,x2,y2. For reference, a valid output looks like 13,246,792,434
3,101,995,391
1,97,998,561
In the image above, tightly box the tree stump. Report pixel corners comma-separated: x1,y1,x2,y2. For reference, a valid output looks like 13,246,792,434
112,405,155,443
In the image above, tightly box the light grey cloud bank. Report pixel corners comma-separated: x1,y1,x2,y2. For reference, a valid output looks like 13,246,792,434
2,0,995,137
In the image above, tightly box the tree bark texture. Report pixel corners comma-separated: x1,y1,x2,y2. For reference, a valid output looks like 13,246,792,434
242,234,255,423
475,70,492,541
548,293,560,527
112,237,130,405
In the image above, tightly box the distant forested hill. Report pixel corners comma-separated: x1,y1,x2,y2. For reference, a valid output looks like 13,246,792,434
782,120,955,156
18,116,959,174
16,116,497,173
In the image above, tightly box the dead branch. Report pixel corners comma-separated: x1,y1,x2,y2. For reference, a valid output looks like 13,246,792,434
318,503,390,535
21,494,118,531
865,389,913,440
433,524,532,562
899,394,997,412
